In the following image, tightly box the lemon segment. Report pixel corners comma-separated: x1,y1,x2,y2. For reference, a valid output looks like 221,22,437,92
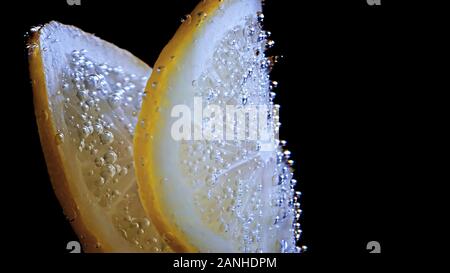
29,21,171,252
135,0,299,253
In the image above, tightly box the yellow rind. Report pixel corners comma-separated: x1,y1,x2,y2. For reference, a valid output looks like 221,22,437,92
134,0,226,252
29,29,111,253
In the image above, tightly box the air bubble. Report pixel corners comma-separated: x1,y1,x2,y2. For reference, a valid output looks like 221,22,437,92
93,123,104,134
77,90,89,101
101,164,116,179
97,177,105,185
257,12,264,22
80,125,93,138
95,157,105,167
85,74,101,90
100,131,114,144
104,151,117,164
120,167,128,176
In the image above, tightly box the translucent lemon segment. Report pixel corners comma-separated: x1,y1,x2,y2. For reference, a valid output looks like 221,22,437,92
135,0,300,253
29,21,171,252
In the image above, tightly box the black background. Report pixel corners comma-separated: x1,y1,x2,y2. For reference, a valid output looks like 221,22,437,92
5,0,427,262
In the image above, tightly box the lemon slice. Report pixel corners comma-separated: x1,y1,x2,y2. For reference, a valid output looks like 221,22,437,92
29,21,171,252
135,0,301,252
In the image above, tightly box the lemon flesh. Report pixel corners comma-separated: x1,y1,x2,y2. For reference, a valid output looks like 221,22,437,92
29,21,171,252
135,0,300,253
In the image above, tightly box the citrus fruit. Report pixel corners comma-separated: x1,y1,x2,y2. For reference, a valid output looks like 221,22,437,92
134,0,301,252
29,21,171,252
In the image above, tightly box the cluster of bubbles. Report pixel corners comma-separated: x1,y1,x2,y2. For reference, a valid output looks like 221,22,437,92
56,49,167,251
181,15,303,252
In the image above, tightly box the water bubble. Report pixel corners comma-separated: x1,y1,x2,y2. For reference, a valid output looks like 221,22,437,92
95,157,105,167
93,123,104,134
113,66,124,75
104,151,117,164
71,50,80,58
80,126,94,138
101,164,116,179
100,131,114,144
77,90,89,101
85,74,101,90
97,177,105,185
108,95,121,108
257,12,265,22
81,103,90,112
120,167,128,176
